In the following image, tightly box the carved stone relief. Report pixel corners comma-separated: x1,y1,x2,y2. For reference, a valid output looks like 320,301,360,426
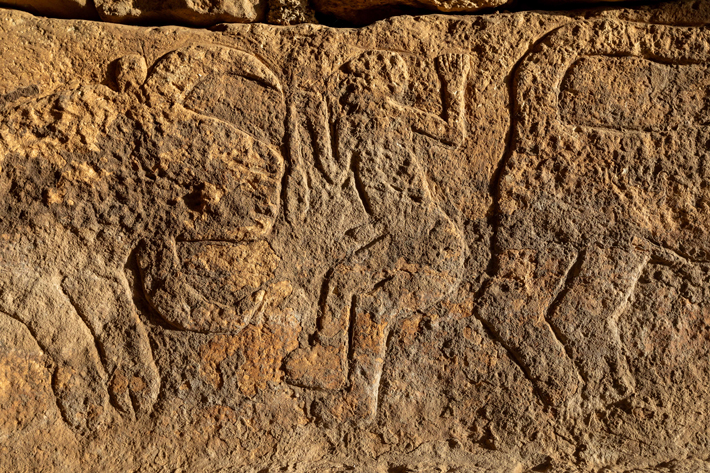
480,19,710,411
0,3,709,471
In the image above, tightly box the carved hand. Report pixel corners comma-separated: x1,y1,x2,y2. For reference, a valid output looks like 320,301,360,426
436,53,471,87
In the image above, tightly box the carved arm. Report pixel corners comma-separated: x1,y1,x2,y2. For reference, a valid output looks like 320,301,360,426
391,53,471,147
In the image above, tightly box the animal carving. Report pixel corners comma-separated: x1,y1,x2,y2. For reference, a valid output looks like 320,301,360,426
136,45,290,335
477,20,710,414
0,45,291,432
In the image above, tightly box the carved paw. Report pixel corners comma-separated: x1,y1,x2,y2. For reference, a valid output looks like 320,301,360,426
139,239,279,334
53,361,111,433
108,356,160,419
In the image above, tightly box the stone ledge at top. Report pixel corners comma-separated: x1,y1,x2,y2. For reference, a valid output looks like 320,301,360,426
94,0,267,25
0,0,643,26
312,0,509,24
0,0,98,19
1,1,710,472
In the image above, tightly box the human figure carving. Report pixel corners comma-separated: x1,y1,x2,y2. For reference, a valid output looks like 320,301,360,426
477,20,710,415
285,51,471,422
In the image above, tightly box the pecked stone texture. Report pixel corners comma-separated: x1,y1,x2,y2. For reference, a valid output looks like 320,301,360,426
0,1,710,471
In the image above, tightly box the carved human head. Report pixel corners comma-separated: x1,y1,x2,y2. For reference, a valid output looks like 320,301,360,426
343,50,410,98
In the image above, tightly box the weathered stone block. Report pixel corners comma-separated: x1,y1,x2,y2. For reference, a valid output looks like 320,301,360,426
0,1,709,471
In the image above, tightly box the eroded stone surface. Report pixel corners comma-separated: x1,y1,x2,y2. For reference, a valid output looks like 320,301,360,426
95,0,267,25
0,0,703,26
0,2,709,471
268,0,316,25
312,0,509,24
0,0,97,19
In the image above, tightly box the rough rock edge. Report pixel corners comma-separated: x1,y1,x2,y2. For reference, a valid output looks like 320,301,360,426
0,0,658,26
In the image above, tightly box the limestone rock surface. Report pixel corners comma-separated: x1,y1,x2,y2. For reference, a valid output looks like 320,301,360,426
0,0,97,19
312,0,509,23
94,0,267,24
267,0,316,25
1,1,710,472
0,0,662,25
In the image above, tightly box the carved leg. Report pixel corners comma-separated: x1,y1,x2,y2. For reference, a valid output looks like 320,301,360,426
0,270,110,433
338,265,459,424
477,244,582,409
284,264,367,391
339,287,395,423
62,269,160,419
547,245,649,407
288,211,465,422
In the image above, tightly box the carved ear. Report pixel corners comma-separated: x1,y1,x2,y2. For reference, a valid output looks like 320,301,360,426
114,54,148,93
143,45,282,106
143,44,286,145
